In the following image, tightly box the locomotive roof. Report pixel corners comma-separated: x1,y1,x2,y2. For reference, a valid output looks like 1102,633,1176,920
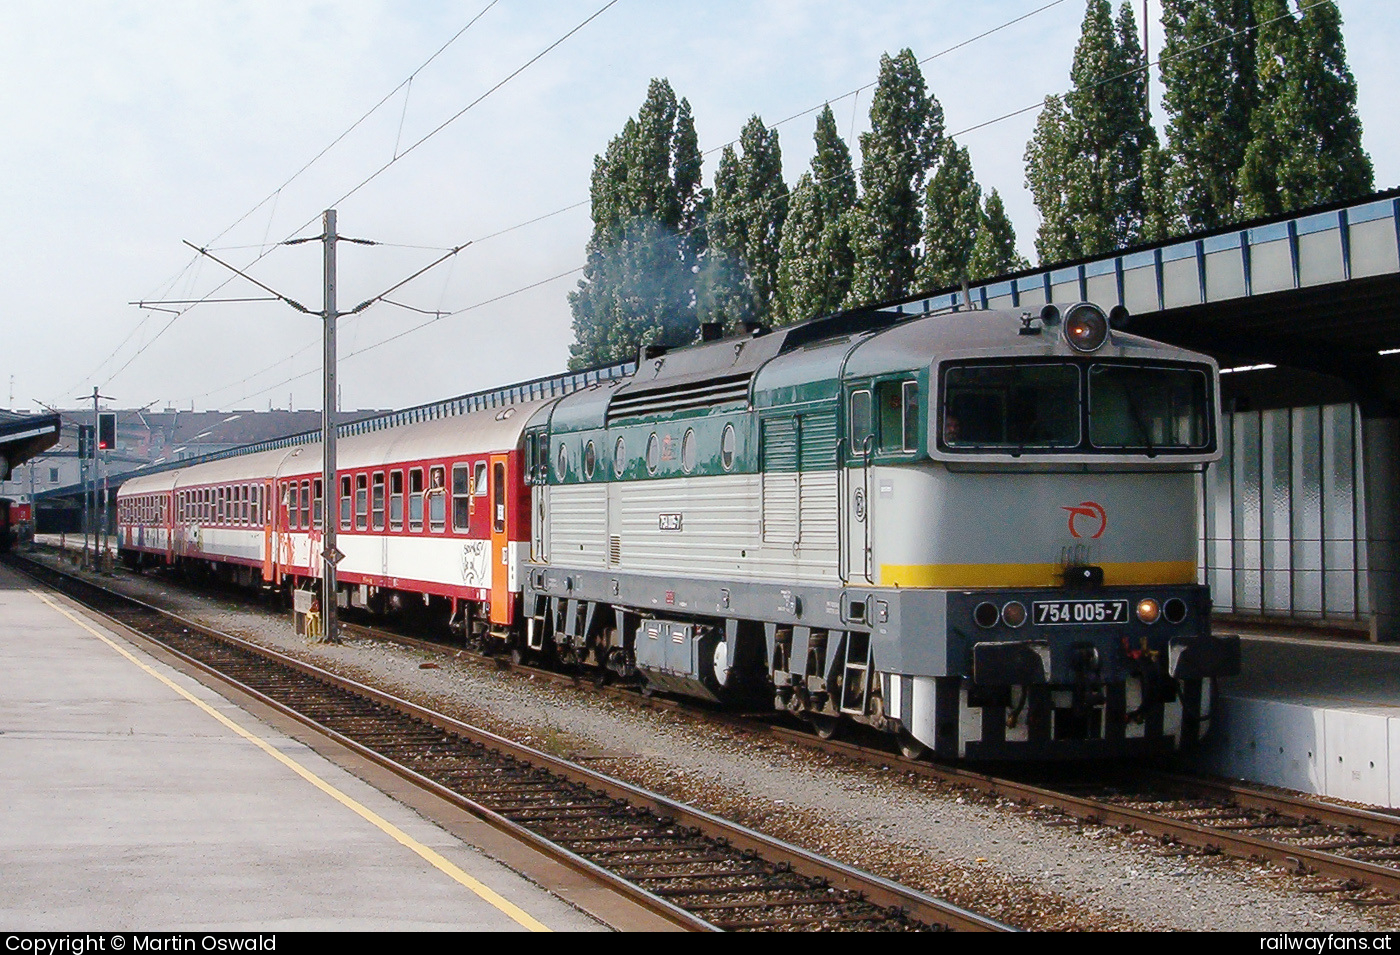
841,305,1215,377
543,303,1215,432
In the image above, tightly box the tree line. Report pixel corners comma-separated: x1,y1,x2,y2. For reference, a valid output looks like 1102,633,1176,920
569,0,1372,369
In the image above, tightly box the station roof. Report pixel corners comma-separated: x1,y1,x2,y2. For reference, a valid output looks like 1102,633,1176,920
0,411,62,481
880,187,1400,415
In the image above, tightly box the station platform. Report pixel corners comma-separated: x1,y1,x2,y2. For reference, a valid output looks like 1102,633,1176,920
0,561,625,931
1188,629,1400,809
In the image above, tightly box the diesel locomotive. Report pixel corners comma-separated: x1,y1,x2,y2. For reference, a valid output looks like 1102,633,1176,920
119,299,1238,759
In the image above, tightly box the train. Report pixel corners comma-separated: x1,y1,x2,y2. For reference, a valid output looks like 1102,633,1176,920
118,299,1239,760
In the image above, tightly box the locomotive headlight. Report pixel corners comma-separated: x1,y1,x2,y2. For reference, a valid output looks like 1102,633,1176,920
1163,597,1188,624
973,601,1000,629
1064,305,1109,352
1135,598,1161,624
1001,600,1028,628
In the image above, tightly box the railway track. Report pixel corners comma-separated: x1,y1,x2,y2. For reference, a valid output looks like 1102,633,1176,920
6,553,1008,933
329,599,1400,907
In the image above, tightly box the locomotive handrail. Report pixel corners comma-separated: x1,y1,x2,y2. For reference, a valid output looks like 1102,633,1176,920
860,434,874,585
836,437,848,585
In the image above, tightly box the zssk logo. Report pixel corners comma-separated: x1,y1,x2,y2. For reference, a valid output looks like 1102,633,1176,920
1063,501,1107,539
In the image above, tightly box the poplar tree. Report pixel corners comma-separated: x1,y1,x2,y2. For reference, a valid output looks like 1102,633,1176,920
1238,0,1372,218
569,80,706,368
915,139,981,290
846,50,943,306
967,190,1030,279
1024,1,1157,262
777,105,856,324
1158,0,1257,231
703,115,788,330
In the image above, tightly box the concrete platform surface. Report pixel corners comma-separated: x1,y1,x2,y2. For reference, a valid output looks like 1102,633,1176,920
0,564,606,931
1191,632,1400,808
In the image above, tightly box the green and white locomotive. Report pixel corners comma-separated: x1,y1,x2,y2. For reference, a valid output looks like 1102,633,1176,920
522,300,1238,759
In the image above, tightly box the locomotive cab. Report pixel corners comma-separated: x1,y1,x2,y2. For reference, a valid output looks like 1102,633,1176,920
841,303,1236,757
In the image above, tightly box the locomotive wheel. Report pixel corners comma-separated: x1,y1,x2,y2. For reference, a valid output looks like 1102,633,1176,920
809,714,840,740
896,729,926,760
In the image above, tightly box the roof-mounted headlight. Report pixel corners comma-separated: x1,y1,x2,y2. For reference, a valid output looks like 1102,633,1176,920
1064,304,1109,352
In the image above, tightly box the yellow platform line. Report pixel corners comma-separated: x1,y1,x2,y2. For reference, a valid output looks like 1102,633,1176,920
30,589,550,933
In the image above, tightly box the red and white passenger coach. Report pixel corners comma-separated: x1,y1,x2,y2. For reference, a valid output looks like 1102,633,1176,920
118,397,551,632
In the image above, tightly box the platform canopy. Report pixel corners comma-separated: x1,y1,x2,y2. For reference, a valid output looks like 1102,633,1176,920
887,188,1400,415
0,410,61,483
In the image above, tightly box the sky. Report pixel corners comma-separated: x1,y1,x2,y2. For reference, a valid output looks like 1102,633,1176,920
2,0,1396,416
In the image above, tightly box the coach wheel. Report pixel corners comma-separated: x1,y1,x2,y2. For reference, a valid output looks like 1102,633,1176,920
896,729,927,760
509,645,526,667
809,714,840,740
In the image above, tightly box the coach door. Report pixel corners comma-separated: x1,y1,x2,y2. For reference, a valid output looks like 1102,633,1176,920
489,454,510,625
261,479,275,582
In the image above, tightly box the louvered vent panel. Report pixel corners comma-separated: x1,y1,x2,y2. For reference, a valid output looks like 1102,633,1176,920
606,374,751,424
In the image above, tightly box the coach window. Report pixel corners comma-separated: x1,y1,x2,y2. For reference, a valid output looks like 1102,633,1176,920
452,464,471,532
340,476,352,530
355,474,368,530
251,487,261,527
389,471,404,531
428,466,447,533
301,480,312,530
849,389,873,456
312,479,323,529
473,461,487,497
372,472,386,530
409,468,424,532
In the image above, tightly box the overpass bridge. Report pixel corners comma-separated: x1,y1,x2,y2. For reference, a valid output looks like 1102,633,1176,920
893,188,1400,641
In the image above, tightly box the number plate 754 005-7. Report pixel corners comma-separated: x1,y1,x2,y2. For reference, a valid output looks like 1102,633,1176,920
1032,599,1128,625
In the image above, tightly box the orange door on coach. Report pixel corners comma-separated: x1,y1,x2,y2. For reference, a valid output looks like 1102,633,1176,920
489,454,510,625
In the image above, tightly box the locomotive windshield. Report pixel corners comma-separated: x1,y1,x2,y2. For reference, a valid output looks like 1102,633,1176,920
1088,364,1210,451
941,360,1212,454
942,364,1080,448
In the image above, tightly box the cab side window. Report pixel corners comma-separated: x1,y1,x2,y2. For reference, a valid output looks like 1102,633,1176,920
849,389,873,455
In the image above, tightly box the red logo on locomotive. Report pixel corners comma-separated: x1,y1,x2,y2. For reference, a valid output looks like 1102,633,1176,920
1063,501,1107,539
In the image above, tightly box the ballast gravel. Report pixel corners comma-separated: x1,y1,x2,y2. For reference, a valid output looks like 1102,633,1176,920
36,548,1400,933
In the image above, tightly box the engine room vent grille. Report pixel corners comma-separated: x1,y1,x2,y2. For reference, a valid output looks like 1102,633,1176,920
606,373,751,425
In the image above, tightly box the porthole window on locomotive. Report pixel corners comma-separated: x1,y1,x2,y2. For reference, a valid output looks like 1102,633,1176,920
681,429,696,473
646,433,660,474
583,440,596,479
557,442,568,480
721,423,736,470
613,435,626,477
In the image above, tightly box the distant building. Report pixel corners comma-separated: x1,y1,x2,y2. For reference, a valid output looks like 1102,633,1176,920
0,407,387,506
